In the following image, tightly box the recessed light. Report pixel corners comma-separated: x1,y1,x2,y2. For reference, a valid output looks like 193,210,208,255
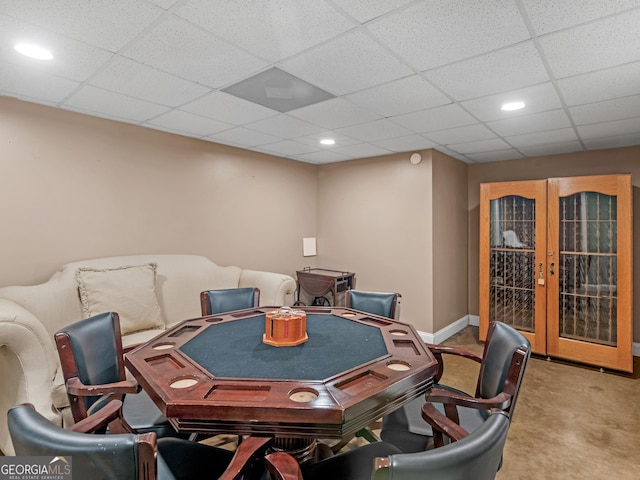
501,101,525,111
15,43,53,60
320,138,335,145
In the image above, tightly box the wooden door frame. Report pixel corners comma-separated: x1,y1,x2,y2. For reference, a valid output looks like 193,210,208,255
546,174,633,372
479,180,548,354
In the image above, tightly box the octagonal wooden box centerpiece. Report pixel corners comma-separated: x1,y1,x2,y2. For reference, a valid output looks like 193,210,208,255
263,306,308,347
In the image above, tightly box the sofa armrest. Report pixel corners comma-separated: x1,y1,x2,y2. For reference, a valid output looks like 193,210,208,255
0,299,61,455
239,270,296,307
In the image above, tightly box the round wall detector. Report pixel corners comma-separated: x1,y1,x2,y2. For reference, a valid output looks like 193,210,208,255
409,153,422,165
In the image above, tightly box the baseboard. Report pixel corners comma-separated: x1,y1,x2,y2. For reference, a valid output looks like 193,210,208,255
418,315,474,344
419,316,639,357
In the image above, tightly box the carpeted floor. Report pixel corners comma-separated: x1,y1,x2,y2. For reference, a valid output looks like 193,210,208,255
439,326,640,480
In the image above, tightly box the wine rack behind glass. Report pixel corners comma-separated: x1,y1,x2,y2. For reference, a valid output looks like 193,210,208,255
489,195,536,333
559,192,618,346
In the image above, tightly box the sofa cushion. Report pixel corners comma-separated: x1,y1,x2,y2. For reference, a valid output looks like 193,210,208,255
75,263,164,335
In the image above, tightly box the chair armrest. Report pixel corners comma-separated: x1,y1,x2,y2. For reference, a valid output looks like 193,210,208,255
218,436,273,480
426,344,483,363
66,377,141,397
424,344,482,383
69,399,124,433
427,387,512,411
421,403,469,444
264,452,303,480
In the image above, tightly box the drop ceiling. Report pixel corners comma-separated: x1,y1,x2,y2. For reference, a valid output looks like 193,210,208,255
2,0,640,164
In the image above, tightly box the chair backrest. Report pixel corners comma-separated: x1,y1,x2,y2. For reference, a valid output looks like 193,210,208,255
476,322,531,418
7,403,155,480
200,287,260,316
54,312,125,420
345,290,401,319
373,411,510,480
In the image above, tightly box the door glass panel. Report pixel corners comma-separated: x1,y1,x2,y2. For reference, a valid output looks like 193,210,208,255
489,195,536,333
558,192,617,346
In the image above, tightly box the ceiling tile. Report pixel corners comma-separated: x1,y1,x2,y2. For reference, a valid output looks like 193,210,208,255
466,149,524,163
517,141,584,157
371,134,437,152
147,0,180,9
90,57,209,107
259,140,319,156
0,0,164,51
570,95,640,125
288,97,381,129
539,9,640,78
123,16,268,88
448,138,511,155
435,146,473,163
557,61,640,106
423,42,549,101
181,91,278,125
332,143,392,158
506,127,578,148
582,132,640,150
145,109,234,136
487,109,572,137
390,104,477,133
331,0,416,23
0,14,113,82
292,131,361,148
461,83,562,122
425,124,497,145
367,0,529,70
345,75,450,117
0,64,79,103
522,0,640,35
336,118,414,142
64,85,170,122
246,114,324,138
175,0,354,62
577,117,640,139
280,30,413,95
207,127,282,148
291,150,355,164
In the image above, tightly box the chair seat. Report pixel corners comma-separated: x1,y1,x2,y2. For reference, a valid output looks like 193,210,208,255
157,438,235,480
122,390,181,438
301,441,403,480
381,385,489,453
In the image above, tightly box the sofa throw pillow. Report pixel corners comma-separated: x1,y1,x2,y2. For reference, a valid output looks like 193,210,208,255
75,263,164,335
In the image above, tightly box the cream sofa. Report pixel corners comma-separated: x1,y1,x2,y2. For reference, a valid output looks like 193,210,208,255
0,254,296,455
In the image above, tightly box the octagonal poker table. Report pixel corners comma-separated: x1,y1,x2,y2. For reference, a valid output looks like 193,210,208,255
125,306,437,446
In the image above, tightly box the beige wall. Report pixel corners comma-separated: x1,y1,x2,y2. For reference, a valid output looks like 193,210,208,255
432,150,468,333
467,146,640,342
0,97,317,286
316,150,469,334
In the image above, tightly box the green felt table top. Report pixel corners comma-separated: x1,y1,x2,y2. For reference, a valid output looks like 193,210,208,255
179,313,388,380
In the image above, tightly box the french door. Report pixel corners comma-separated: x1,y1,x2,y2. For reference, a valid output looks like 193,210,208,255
480,174,632,372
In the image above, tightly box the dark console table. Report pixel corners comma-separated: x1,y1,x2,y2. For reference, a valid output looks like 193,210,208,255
295,268,356,306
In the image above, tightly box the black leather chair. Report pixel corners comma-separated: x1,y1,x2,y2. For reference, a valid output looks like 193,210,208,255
200,287,260,316
381,321,530,452
291,410,511,480
346,289,401,319
54,312,179,438
7,401,236,480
